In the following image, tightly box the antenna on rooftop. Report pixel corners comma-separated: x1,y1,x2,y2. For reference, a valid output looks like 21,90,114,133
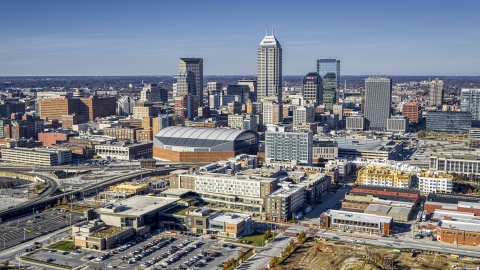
272,23,274,35
266,26,268,36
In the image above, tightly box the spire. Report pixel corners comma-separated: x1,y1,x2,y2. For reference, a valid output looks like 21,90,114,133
266,26,268,36
272,23,274,36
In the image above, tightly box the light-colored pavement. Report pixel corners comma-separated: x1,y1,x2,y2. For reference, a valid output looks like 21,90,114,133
237,235,294,270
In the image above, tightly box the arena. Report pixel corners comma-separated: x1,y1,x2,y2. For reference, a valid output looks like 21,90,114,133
152,126,259,162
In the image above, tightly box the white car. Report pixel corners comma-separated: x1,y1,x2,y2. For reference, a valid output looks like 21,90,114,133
107,265,115,269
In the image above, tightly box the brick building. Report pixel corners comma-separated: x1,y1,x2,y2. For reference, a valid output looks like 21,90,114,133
37,132,69,146
402,102,420,123
103,127,139,141
38,95,116,121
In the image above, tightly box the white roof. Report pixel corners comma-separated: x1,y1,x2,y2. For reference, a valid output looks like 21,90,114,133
324,209,392,223
259,35,281,47
210,213,250,225
438,219,480,232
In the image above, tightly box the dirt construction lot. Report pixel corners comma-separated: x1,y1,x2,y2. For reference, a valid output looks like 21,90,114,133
280,239,480,270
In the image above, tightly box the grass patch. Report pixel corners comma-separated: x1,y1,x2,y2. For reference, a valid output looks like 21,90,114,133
20,257,72,269
49,240,75,251
236,231,278,247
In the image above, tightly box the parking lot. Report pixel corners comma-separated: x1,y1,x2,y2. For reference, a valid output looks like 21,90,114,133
103,231,248,270
27,248,106,269
0,208,84,249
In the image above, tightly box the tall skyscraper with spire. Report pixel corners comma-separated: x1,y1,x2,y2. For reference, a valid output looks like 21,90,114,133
257,29,282,102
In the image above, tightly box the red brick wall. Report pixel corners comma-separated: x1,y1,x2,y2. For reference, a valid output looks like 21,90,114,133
38,133,68,146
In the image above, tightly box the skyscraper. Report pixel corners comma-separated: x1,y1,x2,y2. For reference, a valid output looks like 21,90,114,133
257,30,282,102
176,70,196,96
364,75,392,131
429,78,444,107
317,58,340,110
461,88,480,127
302,72,323,105
179,58,203,105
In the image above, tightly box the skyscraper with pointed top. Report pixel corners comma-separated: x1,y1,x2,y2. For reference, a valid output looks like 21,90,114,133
257,29,282,103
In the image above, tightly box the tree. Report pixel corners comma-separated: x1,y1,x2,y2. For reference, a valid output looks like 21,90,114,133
237,251,244,263
3,260,9,267
417,130,426,139
297,231,306,242
223,262,229,270
269,256,278,267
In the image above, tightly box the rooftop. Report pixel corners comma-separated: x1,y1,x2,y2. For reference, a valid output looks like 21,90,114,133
313,140,338,147
97,196,179,217
268,185,304,198
438,219,480,233
426,193,480,205
322,209,393,223
334,138,399,152
209,212,251,225
353,185,420,195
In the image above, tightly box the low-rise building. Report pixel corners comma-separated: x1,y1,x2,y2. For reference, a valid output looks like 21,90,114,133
418,172,453,194
93,196,180,235
424,193,480,215
320,209,393,236
387,115,409,132
346,116,364,131
335,138,403,160
94,141,153,160
435,218,480,246
1,147,72,166
207,212,252,238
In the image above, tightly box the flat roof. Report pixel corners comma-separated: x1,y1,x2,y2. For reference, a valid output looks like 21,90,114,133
348,192,417,204
1,148,69,154
98,196,179,218
426,193,480,205
438,219,480,233
161,189,192,196
210,213,250,225
432,210,478,221
353,185,420,195
335,138,397,151
184,173,277,183
267,185,304,198
323,209,392,223
365,204,391,213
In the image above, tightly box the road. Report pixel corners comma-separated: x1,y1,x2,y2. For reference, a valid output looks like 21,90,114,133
237,235,294,270
305,185,351,219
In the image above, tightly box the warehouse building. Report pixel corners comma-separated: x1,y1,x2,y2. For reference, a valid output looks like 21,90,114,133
95,141,153,160
153,126,259,162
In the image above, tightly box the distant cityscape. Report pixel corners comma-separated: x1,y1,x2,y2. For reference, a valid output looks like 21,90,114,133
1,31,480,270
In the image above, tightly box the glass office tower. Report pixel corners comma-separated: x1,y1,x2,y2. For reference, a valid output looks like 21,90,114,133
317,58,340,111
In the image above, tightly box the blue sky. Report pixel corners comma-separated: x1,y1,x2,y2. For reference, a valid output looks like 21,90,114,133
1,0,479,76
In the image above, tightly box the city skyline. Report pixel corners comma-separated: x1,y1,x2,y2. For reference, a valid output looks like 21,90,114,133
1,0,480,76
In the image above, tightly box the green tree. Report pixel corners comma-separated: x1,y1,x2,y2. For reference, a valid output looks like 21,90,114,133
297,231,306,242
269,256,278,267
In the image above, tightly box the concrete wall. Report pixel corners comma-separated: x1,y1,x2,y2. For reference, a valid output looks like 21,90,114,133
99,214,122,227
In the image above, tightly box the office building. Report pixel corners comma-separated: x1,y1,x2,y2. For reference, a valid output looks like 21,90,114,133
346,116,365,131
265,131,313,166
153,126,259,162
320,209,392,236
312,140,338,162
302,72,323,105
265,184,305,221
228,114,257,131
402,102,420,123
387,115,409,132
461,89,480,127
418,172,453,194
226,85,249,104
207,213,252,239
179,58,203,105
207,82,223,95
1,148,72,166
176,70,197,97
94,141,153,160
429,78,444,107
292,106,315,127
0,102,25,118
117,96,135,116
257,30,282,102
357,164,412,189
140,83,167,103
38,96,116,121
429,154,480,176
262,101,282,125
317,59,340,110
426,111,472,132
103,127,139,141
364,75,392,130
174,94,199,120
238,79,257,102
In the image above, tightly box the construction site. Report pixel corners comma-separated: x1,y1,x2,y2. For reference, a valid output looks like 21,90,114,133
278,239,480,270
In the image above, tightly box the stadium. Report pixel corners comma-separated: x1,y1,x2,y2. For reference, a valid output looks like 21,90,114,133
153,126,259,162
